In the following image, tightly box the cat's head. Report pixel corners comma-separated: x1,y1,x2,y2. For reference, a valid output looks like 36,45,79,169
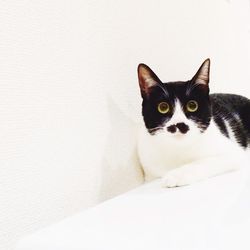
138,59,212,138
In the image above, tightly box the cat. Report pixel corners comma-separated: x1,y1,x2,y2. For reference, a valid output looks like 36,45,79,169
137,59,250,188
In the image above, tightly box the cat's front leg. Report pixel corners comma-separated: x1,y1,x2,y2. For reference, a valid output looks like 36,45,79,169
162,154,248,188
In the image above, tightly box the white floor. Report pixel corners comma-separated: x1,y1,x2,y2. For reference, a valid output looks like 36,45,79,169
16,167,250,250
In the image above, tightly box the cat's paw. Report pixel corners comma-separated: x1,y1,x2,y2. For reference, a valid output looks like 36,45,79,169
162,170,194,188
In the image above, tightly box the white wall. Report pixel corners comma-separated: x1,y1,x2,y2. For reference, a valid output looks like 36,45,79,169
1,1,250,249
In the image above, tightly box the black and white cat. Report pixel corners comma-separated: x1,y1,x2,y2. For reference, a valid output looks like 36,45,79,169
137,59,250,188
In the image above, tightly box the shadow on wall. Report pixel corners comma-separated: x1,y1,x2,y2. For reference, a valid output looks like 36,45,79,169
98,97,145,202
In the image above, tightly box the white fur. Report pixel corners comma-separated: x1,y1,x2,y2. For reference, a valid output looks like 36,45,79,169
137,103,249,188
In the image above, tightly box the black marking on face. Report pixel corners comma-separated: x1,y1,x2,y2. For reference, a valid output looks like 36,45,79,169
166,123,189,134
176,123,190,134
167,125,177,133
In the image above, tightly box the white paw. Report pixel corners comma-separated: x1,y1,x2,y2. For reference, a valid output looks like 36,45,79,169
162,170,195,188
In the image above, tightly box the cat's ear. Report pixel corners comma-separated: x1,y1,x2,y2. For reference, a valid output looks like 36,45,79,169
137,63,162,98
192,58,210,86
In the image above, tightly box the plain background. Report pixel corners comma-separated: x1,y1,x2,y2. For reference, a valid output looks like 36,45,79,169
1,1,250,249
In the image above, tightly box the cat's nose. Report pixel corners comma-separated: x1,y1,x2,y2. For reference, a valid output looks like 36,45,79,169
167,123,189,134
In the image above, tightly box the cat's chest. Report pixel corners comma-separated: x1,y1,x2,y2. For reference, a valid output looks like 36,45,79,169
138,130,199,179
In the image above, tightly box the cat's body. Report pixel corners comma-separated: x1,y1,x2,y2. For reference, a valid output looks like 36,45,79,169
137,60,250,187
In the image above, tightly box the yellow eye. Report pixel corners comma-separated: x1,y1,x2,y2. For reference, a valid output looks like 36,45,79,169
157,102,170,114
186,100,198,112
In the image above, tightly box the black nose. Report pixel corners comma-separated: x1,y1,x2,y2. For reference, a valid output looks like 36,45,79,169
167,123,189,134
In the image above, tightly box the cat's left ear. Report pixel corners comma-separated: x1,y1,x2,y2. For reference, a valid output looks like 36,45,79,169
192,58,210,86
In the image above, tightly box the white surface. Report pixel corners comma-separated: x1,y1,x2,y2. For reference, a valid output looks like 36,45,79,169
16,168,250,250
1,1,250,250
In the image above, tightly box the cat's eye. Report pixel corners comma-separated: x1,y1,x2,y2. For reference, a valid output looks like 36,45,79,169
186,100,198,112
158,102,170,114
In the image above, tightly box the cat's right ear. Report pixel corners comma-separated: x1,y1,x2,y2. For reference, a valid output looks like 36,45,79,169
137,64,162,98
